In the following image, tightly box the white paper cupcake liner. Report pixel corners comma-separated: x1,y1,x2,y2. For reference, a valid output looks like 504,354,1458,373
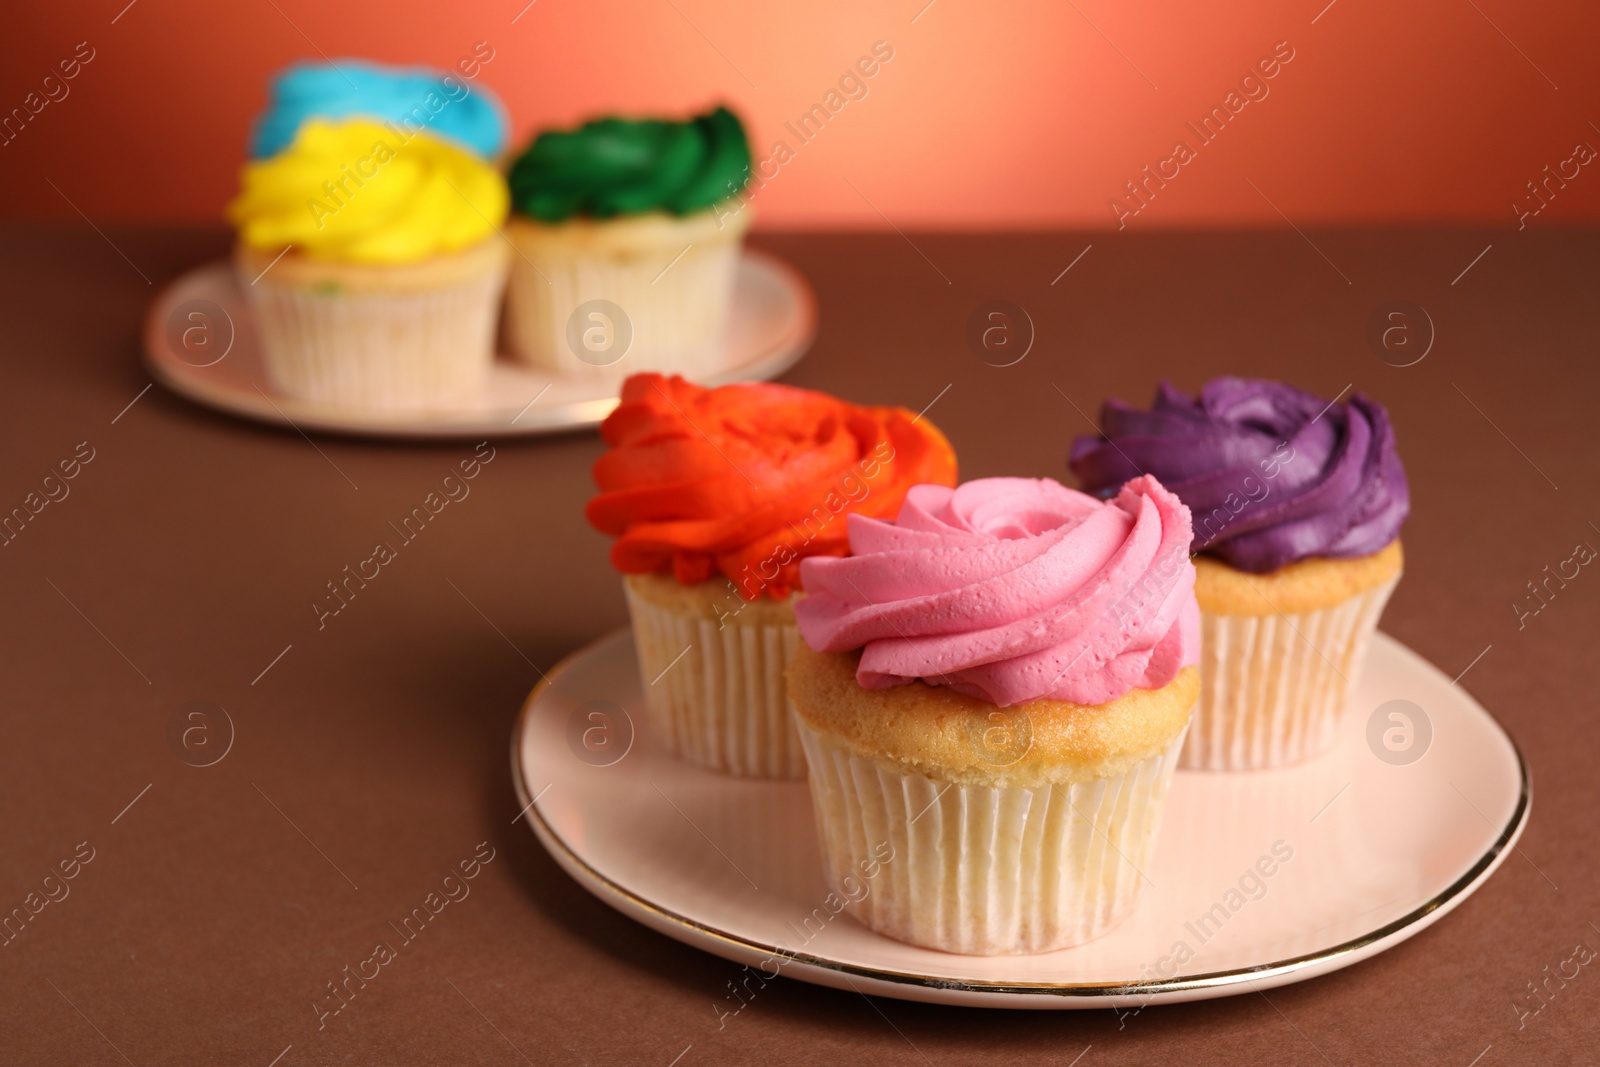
796,722,1189,955
241,265,506,411
1184,573,1400,771
624,582,804,779
503,229,744,389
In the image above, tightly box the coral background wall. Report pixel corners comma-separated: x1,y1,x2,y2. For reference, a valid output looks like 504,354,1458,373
3,0,1599,229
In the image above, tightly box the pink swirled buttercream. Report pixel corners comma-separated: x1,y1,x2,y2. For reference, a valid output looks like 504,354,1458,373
793,475,1201,707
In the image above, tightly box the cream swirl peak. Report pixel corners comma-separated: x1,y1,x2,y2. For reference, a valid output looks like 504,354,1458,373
1069,378,1409,573
794,476,1200,707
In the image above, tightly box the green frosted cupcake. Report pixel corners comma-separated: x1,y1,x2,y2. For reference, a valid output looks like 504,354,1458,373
501,106,753,385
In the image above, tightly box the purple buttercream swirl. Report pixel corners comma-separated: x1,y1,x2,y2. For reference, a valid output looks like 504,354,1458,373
1068,378,1408,573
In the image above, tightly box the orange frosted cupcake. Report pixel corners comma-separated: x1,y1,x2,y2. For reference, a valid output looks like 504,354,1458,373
587,373,957,778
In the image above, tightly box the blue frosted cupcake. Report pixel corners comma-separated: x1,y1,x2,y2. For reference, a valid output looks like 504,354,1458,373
250,58,508,161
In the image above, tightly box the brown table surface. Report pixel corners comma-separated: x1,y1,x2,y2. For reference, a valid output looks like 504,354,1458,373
1,224,1595,1066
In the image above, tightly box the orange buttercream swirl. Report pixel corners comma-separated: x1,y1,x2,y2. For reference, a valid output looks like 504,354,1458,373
587,374,958,600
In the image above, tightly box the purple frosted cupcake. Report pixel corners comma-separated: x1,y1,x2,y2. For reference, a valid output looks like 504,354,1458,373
1071,378,1409,770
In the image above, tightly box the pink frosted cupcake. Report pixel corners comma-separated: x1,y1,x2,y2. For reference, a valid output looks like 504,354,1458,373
787,475,1200,955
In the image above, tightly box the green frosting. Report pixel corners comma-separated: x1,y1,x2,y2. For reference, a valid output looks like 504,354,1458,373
508,106,751,221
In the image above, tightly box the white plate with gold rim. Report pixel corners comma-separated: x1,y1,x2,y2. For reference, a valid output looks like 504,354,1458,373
511,629,1527,1009
142,249,815,439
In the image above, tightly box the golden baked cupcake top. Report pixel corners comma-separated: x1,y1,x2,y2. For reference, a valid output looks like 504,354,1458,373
789,646,1197,786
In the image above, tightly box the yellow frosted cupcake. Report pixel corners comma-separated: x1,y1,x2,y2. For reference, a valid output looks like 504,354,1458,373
791,475,1200,954
229,119,510,410
1071,378,1409,770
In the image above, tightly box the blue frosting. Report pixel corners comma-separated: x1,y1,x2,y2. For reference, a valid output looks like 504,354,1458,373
250,59,508,159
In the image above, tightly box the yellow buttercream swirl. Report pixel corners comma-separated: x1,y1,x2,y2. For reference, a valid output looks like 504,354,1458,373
228,119,507,264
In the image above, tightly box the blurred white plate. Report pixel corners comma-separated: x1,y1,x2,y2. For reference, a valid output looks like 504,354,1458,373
142,249,815,439
512,630,1528,1009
